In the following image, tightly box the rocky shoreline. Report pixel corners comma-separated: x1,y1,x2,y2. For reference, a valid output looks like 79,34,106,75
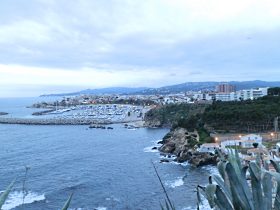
157,127,218,167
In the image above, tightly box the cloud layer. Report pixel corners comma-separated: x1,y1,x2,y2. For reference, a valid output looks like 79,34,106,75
1,0,280,96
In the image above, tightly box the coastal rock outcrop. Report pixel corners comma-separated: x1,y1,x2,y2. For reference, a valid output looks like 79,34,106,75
159,127,218,167
143,118,163,128
187,152,218,167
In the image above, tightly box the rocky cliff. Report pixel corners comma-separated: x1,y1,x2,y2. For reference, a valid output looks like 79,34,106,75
159,127,218,167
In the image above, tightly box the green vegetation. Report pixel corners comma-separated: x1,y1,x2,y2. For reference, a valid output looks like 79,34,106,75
268,87,280,96
263,141,277,150
203,96,280,132
144,103,207,127
197,150,280,210
146,95,280,133
197,127,213,144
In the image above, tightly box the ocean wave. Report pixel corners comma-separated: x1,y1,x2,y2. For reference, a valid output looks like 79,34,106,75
143,146,158,153
105,196,120,203
170,161,189,167
68,208,107,210
165,177,184,188
182,197,211,210
143,139,163,153
94,207,107,210
2,191,45,210
201,165,219,176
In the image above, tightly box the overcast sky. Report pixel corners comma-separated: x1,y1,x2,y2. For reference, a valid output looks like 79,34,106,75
1,0,280,97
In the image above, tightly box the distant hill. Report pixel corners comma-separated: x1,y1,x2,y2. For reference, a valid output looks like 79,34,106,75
137,82,218,94
40,87,148,97
136,80,280,94
41,80,280,96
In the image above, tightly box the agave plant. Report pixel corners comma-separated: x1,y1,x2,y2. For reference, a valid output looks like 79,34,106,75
0,179,16,209
197,149,280,210
0,179,73,210
152,161,176,210
61,193,73,210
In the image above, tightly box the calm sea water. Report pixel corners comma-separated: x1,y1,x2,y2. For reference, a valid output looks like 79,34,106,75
0,98,216,210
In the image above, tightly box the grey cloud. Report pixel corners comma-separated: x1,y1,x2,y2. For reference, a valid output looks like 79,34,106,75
0,0,280,82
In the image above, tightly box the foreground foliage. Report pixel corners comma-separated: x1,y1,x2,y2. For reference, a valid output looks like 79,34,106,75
198,150,280,210
0,179,73,210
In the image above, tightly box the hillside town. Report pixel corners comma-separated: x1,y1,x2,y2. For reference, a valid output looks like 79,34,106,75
34,83,269,110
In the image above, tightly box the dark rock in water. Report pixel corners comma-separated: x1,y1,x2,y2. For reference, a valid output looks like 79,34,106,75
32,109,54,116
157,140,164,144
188,153,218,167
160,159,170,163
124,124,128,127
101,126,106,129
152,147,157,150
107,127,114,129
0,112,8,116
167,155,171,158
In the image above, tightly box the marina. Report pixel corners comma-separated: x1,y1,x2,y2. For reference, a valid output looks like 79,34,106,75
0,104,149,125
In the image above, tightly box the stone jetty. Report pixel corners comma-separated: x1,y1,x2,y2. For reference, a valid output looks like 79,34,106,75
0,117,111,125
0,117,143,126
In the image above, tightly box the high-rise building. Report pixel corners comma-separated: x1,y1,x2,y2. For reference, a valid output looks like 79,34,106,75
215,83,236,93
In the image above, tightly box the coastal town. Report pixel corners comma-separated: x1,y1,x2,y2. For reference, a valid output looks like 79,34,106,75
0,84,279,167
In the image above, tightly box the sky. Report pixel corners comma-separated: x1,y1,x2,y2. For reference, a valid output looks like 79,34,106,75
1,0,280,97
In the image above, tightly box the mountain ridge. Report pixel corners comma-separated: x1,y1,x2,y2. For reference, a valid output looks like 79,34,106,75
40,80,280,96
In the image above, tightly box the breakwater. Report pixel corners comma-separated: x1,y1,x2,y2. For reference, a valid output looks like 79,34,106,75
0,117,143,125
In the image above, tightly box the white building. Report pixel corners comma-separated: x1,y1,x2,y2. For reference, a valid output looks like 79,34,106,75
215,87,268,102
215,92,236,101
220,134,263,149
240,134,262,143
236,87,268,101
199,143,220,153
193,93,213,101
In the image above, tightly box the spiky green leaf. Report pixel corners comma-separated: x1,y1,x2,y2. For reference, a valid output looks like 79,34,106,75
0,179,16,209
214,185,234,210
205,184,216,208
225,162,253,210
249,162,264,210
61,193,73,210
262,172,272,210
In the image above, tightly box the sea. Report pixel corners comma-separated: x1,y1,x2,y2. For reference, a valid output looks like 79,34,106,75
0,97,217,210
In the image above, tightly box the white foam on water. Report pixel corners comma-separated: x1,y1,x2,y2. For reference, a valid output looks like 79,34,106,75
144,138,165,153
105,196,120,202
182,198,211,210
201,165,219,176
2,191,45,210
95,207,107,210
165,177,184,188
143,146,158,153
170,161,189,167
